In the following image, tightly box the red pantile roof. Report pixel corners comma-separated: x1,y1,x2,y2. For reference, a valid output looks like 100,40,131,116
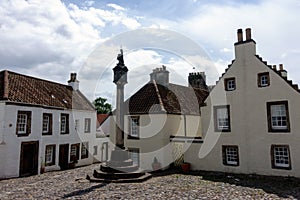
97,114,109,127
0,70,95,111
125,80,208,115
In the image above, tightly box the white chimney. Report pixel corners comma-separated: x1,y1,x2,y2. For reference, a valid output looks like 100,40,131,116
150,65,169,87
68,73,79,90
234,28,256,61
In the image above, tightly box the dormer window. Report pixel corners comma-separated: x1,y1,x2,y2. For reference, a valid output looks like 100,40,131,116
224,78,236,91
258,72,270,87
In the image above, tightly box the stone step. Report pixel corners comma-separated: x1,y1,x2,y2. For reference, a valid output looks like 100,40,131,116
87,172,152,183
106,159,134,167
99,163,139,173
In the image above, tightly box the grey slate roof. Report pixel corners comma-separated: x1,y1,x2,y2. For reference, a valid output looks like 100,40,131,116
124,80,209,115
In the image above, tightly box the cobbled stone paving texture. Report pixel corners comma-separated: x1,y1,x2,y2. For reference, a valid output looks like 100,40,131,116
0,164,300,199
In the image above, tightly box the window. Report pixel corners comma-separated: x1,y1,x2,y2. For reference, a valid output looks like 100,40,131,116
128,148,140,166
224,78,236,91
258,72,270,87
42,113,52,135
271,145,291,170
93,146,98,156
128,116,140,139
84,118,91,133
70,143,80,161
60,114,69,134
214,105,231,132
45,145,56,166
75,119,79,131
81,142,89,159
267,101,290,132
222,145,239,166
16,111,31,136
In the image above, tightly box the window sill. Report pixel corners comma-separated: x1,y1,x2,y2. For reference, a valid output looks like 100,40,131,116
42,133,52,136
127,135,139,140
268,129,290,133
215,129,231,132
16,133,30,137
223,163,239,167
272,166,291,170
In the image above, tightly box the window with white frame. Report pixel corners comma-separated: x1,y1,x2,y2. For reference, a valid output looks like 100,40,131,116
75,119,79,131
60,114,69,134
258,72,270,87
128,148,139,166
271,145,291,169
70,143,80,161
81,142,89,159
267,101,290,132
225,78,236,91
222,145,239,166
214,105,230,132
42,113,52,135
17,114,27,134
84,118,91,133
45,145,55,166
16,111,31,136
129,116,140,138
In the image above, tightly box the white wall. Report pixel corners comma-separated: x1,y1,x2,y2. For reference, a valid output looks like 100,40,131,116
108,113,202,171
186,40,300,178
0,103,107,179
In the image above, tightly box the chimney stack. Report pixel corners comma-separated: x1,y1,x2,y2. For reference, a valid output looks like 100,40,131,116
245,28,252,40
150,65,169,87
68,72,79,90
279,64,287,78
237,29,243,42
188,72,208,91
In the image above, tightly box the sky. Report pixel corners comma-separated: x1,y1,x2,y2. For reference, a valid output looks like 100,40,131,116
1,0,300,106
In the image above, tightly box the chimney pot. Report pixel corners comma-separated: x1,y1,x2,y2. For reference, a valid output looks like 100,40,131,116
272,65,277,70
237,29,243,42
68,72,79,90
246,28,251,40
279,64,284,71
70,73,77,82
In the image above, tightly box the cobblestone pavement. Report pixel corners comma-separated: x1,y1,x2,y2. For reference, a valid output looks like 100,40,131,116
1,164,300,200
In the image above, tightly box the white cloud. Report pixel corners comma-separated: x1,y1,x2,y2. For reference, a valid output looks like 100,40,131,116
176,0,300,80
0,0,142,100
2,0,300,102
107,3,126,11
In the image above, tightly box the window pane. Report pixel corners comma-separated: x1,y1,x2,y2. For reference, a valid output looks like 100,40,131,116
270,104,287,129
226,147,238,165
17,114,27,134
130,117,139,137
60,115,67,133
43,115,49,133
217,108,229,129
129,149,139,166
274,146,290,168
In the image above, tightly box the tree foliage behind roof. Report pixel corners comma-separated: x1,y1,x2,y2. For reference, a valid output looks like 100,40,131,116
93,97,112,114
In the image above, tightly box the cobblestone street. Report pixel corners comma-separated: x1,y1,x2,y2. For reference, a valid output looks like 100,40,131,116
0,164,300,199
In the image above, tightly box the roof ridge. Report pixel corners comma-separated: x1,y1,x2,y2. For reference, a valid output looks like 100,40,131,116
2,70,71,88
152,80,166,112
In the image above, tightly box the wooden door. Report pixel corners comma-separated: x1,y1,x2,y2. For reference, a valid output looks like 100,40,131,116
59,144,69,170
20,141,39,177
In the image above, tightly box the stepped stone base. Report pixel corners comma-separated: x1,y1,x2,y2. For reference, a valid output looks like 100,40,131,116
87,148,151,183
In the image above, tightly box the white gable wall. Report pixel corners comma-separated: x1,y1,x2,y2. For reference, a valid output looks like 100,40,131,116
186,39,300,177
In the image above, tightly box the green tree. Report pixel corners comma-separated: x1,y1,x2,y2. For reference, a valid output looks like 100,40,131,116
93,97,112,114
